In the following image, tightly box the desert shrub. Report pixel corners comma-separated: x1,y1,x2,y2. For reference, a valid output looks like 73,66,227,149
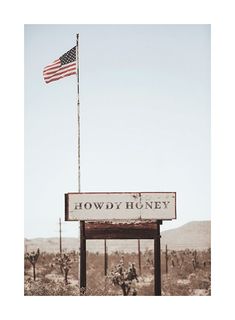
24,278,79,296
24,248,211,296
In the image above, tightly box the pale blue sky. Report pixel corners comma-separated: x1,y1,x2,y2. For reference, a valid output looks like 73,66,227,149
25,24,210,238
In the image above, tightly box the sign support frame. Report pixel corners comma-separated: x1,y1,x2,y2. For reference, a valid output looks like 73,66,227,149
154,220,162,296
80,221,86,294
79,219,163,296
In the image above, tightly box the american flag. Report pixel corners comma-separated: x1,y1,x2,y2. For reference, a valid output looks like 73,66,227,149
43,46,77,84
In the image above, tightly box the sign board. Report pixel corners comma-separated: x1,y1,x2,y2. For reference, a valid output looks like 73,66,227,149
65,192,176,221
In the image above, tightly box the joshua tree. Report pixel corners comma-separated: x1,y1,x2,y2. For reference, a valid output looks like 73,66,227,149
111,260,138,296
56,253,72,285
25,248,40,281
192,250,198,269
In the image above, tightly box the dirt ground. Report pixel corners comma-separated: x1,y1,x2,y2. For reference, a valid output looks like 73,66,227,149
24,249,211,296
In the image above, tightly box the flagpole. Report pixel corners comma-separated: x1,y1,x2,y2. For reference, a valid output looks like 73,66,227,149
76,34,80,192
76,33,86,293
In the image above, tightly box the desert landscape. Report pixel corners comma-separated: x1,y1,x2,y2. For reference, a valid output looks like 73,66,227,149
24,221,211,296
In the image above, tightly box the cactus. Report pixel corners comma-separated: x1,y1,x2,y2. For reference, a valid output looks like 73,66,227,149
25,248,40,281
56,253,72,285
110,260,138,296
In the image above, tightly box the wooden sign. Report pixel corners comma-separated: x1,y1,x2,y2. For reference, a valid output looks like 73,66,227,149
65,192,176,221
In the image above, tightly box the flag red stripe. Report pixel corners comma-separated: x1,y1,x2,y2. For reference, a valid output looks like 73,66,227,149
43,66,61,76
43,61,76,76
45,71,77,83
44,64,76,80
44,69,76,80
43,59,61,71
43,64,61,73
44,65,76,79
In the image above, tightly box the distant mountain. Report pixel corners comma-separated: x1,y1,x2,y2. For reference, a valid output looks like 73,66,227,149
161,221,211,250
24,237,79,253
25,220,211,253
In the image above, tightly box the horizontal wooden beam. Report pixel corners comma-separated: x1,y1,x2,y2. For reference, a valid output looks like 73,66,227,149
84,221,160,239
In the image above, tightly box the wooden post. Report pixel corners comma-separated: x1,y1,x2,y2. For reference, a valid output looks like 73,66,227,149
59,218,62,256
104,239,108,276
59,218,64,274
154,221,162,296
80,221,86,294
138,239,141,275
165,244,168,274
33,264,36,281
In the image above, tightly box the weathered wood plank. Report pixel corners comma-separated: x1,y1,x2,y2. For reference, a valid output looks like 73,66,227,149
85,221,158,239
65,192,176,221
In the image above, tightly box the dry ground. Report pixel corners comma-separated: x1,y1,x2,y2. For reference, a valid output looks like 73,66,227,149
24,249,211,296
